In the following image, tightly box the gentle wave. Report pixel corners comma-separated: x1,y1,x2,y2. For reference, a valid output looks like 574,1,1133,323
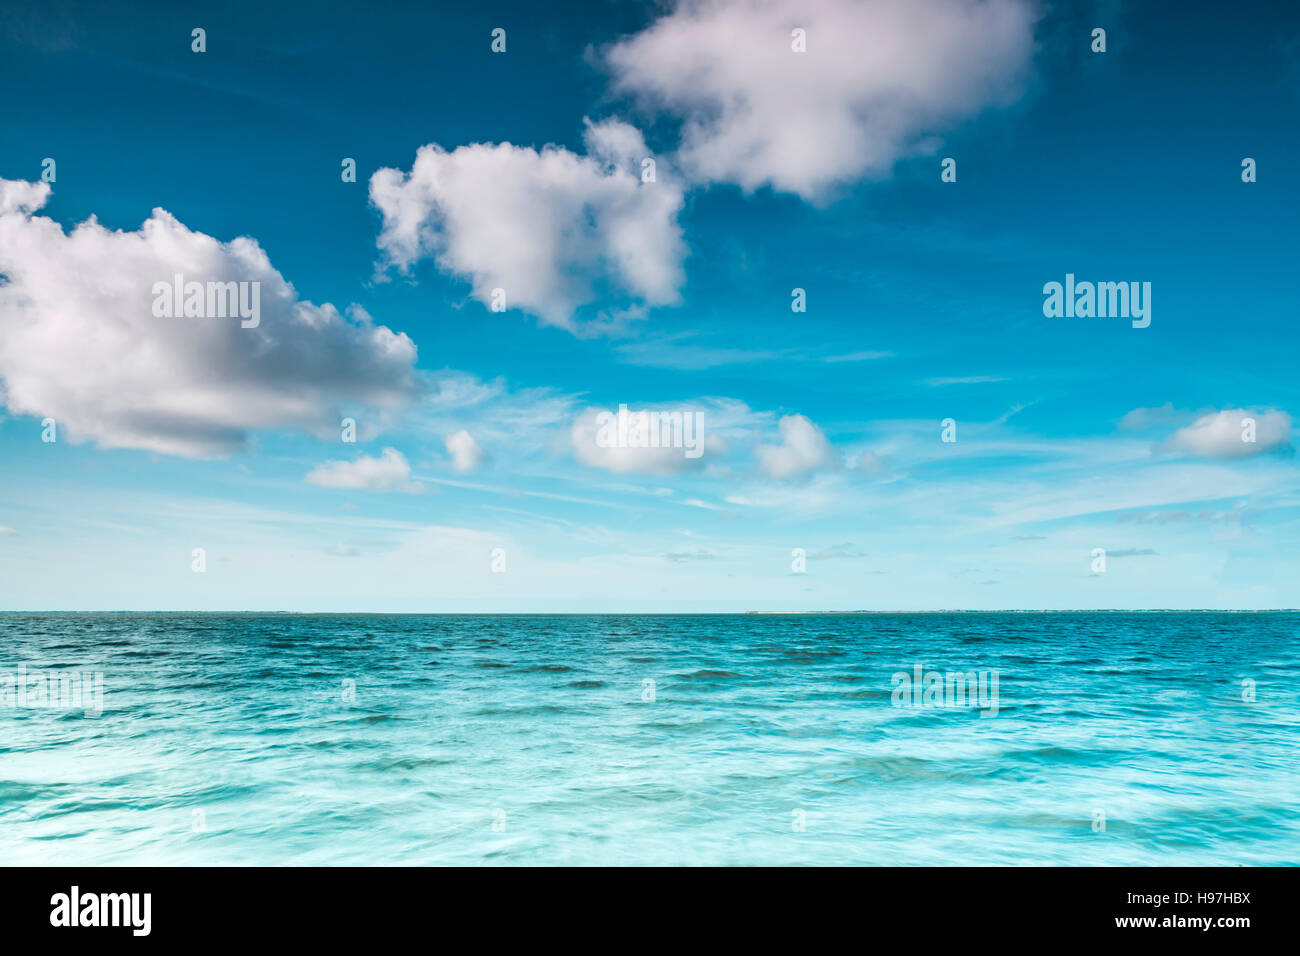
1,612,1298,865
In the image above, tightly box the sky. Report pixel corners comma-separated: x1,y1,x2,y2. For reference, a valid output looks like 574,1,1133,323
0,0,1297,611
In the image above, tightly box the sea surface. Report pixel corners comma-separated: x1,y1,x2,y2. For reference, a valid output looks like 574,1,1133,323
2,612,1298,866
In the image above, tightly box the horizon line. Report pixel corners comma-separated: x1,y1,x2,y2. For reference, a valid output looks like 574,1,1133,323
2,609,1297,615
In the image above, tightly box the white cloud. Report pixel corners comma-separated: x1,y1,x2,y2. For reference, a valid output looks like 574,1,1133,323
723,473,842,510
926,375,1007,386
614,335,788,369
0,178,48,217
682,497,726,510
570,398,765,476
1161,409,1292,460
427,371,506,410
614,334,895,370
1119,402,1186,430
606,0,1036,200
810,542,866,559
756,413,836,478
0,179,419,458
413,370,579,462
305,448,423,493
854,450,889,476
445,428,486,473
370,119,686,330
571,406,720,476
825,350,893,363
0,525,14,535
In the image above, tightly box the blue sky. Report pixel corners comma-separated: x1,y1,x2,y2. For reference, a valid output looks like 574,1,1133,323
0,0,1297,610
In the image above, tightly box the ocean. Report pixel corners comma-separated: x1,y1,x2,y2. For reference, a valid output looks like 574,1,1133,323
2,612,1297,865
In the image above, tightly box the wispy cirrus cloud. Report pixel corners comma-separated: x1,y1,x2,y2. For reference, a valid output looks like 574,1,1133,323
925,375,1007,386
614,332,894,370
810,542,867,559
1119,402,1188,431
825,350,894,363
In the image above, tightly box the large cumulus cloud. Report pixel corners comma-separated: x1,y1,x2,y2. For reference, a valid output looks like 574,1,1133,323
369,119,686,330
0,179,419,458
606,0,1036,200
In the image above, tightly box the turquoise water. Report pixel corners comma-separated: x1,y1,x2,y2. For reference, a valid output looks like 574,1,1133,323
2,612,1298,865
